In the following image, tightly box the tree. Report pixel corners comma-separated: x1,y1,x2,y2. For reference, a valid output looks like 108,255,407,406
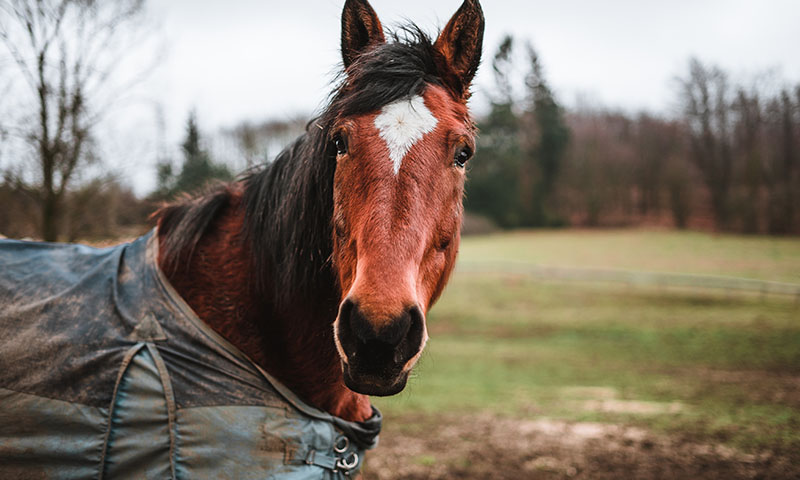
0,65,9,165
763,89,798,234
155,113,233,199
731,87,763,232
678,58,734,230
466,35,524,227
0,0,150,241
632,114,673,215
224,116,307,169
561,109,638,227
467,36,569,228
519,43,569,226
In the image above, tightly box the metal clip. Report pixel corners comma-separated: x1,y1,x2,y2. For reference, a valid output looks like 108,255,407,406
336,452,359,472
304,448,316,465
333,435,350,454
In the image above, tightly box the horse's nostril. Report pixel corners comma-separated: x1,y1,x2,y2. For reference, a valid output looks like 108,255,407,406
405,305,424,349
337,299,358,350
348,303,408,347
348,302,380,344
337,301,425,356
376,309,411,346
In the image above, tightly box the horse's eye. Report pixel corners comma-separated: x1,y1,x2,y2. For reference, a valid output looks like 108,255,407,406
333,134,348,156
454,145,473,168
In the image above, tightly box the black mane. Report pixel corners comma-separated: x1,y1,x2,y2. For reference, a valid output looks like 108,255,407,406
158,26,446,307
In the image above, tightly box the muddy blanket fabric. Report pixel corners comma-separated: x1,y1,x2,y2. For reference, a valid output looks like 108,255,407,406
0,231,381,479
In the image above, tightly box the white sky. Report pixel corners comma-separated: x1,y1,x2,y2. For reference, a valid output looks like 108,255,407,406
95,0,800,194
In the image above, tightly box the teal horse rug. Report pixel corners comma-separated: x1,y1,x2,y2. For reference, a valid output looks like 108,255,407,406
0,231,381,479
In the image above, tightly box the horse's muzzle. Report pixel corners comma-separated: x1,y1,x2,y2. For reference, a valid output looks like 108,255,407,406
335,299,426,396
342,363,410,396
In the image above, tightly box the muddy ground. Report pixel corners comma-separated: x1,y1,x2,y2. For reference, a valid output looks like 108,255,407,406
361,414,799,480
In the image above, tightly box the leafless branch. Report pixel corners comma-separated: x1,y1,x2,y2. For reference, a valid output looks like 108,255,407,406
0,0,152,240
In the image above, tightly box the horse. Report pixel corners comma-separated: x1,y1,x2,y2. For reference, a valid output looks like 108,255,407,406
0,0,484,477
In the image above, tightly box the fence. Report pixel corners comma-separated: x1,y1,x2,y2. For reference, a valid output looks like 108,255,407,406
456,260,800,300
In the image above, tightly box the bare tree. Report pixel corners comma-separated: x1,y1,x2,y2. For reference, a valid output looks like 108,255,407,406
633,114,682,217
0,0,150,241
491,35,514,105
732,87,763,232
764,89,798,234
222,117,307,169
0,61,11,166
679,58,734,230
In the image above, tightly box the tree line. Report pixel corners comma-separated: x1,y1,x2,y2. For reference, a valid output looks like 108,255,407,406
1,2,798,240
468,36,800,234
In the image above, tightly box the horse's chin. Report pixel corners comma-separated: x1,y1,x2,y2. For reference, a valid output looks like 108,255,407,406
342,364,409,397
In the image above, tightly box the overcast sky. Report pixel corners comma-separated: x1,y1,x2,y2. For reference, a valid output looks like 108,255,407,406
101,0,800,194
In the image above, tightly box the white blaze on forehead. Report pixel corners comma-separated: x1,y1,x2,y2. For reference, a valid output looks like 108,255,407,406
374,95,438,175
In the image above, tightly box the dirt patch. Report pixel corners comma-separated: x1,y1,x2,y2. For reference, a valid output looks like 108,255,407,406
361,413,798,479
557,386,686,415
692,367,800,408
579,399,684,415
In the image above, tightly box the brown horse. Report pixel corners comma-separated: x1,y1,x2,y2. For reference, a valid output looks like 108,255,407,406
155,0,484,424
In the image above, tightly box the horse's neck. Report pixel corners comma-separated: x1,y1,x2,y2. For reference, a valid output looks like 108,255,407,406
157,191,372,422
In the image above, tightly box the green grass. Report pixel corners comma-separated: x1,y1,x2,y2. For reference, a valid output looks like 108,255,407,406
458,229,800,283
373,230,800,454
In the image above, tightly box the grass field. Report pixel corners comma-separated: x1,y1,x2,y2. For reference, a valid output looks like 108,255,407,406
367,229,800,479
457,229,800,283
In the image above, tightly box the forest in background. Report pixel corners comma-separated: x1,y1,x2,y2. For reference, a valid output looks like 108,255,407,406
467,36,800,235
0,0,798,240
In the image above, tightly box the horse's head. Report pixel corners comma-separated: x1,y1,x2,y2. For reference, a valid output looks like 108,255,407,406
330,0,484,396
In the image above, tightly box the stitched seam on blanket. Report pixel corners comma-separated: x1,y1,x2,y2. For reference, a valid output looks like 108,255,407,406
146,343,178,480
0,385,108,409
98,342,146,480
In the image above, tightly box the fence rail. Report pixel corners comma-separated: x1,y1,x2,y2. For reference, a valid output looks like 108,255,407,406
455,261,800,298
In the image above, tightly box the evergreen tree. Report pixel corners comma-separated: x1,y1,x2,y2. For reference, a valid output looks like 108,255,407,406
466,36,569,228
465,35,524,228
155,113,233,199
520,44,569,226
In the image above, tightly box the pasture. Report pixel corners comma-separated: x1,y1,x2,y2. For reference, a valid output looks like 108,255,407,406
365,229,800,479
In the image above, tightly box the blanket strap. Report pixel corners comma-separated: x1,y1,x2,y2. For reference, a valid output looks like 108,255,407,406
146,343,178,480
97,342,146,480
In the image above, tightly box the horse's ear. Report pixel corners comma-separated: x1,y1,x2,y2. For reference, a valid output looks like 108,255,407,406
433,0,485,99
341,0,385,68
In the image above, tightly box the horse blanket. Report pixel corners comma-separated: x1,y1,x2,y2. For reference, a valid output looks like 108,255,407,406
0,231,381,479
